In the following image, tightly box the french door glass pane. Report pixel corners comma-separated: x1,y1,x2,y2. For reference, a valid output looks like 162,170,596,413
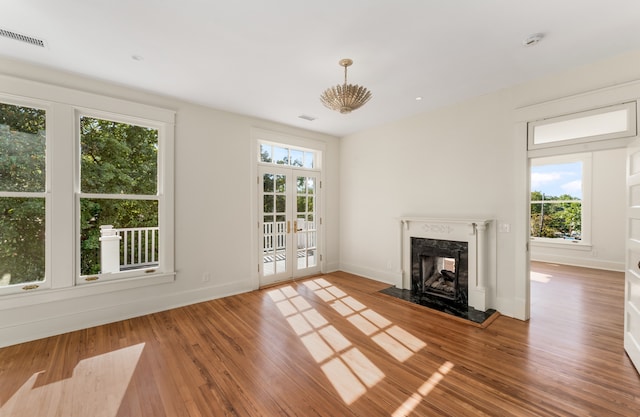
296,176,317,269
262,173,287,276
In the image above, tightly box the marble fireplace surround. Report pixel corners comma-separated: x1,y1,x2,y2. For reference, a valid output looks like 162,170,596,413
400,217,492,312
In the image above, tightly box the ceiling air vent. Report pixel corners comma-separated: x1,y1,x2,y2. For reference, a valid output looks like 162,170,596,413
0,28,45,47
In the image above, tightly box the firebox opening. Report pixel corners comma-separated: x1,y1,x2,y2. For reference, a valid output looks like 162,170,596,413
420,253,459,300
411,237,469,307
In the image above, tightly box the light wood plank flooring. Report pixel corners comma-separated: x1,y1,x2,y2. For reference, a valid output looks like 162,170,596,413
1,262,639,416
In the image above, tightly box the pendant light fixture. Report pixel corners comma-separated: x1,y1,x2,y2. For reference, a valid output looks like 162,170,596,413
320,58,372,114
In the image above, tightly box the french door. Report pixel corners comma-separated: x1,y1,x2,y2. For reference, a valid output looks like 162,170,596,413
625,139,640,373
259,165,320,286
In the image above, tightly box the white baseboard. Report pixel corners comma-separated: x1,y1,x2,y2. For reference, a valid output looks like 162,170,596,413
324,261,340,273
0,280,253,348
338,262,401,286
531,254,624,272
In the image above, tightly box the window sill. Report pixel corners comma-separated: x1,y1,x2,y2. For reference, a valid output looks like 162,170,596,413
530,239,592,252
0,272,175,310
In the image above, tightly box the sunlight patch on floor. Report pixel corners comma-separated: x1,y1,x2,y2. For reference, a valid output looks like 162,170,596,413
0,343,145,417
268,278,431,405
531,271,552,283
267,285,385,405
392,361,455,417
304,279,427,362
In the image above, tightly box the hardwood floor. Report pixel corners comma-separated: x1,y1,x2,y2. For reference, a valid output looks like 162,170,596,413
1,263,639,416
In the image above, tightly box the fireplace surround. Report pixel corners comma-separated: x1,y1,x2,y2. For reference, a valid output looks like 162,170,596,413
400,217,491,313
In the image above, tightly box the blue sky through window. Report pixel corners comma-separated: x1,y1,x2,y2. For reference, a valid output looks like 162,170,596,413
531,161,582,199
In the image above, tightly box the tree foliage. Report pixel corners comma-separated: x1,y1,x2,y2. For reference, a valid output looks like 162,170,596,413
0,103,46,285
530,191,581,239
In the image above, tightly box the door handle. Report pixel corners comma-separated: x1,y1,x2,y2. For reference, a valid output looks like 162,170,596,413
294,220,303,232
287,221,291,234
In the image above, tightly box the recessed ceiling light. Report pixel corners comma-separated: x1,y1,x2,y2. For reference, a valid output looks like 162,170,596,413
131,54,144,61
415,96,423,101
522,33,544,47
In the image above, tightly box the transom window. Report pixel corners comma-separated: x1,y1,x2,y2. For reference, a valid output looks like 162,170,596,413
528,102,636,151
259,142,316,169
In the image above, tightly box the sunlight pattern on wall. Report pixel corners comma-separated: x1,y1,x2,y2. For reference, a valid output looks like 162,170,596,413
0,343,144,417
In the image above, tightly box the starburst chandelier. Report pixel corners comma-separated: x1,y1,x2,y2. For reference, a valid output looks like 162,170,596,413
320,58,372,114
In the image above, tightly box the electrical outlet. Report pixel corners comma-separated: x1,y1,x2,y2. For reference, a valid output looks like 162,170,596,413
498,223,511,233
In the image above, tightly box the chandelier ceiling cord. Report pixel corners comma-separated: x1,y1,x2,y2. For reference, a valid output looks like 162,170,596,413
320,58,372,114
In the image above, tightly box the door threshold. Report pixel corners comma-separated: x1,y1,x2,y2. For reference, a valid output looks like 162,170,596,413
259,273,324,290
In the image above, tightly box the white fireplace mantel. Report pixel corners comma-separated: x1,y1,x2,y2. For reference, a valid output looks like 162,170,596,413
399,217,492,312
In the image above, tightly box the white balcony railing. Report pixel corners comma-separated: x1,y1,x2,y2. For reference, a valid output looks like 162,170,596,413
118,226,159,269
99,225,159,273
263,221,314,252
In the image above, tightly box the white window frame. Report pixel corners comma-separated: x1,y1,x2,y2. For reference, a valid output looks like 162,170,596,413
0,94,52,295
75,109,171,284
0,76,175,303
530,153,592,250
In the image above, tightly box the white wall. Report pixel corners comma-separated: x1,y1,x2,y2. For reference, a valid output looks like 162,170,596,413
530,148,626,271
0,58,340,347
339,49,640,318
3,48,640,345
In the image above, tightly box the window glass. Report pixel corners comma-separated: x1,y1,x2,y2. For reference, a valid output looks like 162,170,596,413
303,151,315,169
258,142,317,169
79,116,159,277
273,146,288,165
260,144,273,163
529,102,635,150
533,110,628,145
81,117,157,195
80,198,158,275
290,149,304,167
0,102,46,287
530,160,582,241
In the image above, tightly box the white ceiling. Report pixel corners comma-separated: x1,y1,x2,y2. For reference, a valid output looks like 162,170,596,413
2,0,640,137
